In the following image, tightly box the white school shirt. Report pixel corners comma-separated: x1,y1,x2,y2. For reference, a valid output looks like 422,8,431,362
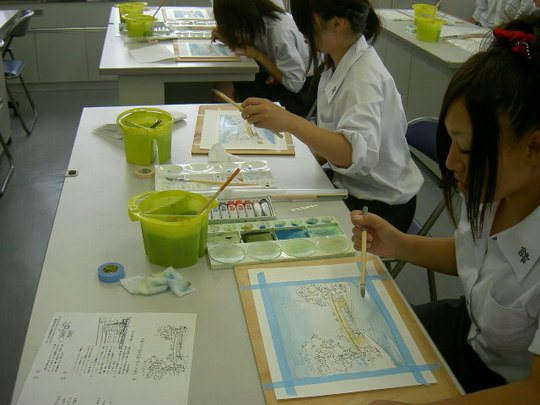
473,0,536,28
252,13,311,93
317,37,423,205
455,201,540,382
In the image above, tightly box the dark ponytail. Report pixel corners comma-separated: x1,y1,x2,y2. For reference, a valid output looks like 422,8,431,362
291,0,380,72
436,10,540,239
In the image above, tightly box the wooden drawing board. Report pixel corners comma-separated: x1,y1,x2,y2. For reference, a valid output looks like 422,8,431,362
234,256,462,405
192,105,295,156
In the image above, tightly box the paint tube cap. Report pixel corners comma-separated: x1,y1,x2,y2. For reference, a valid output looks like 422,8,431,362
98,262,125,283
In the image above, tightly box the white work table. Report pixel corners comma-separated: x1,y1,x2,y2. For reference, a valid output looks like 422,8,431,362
11,104,349,405
12,104,461,404
99,7,259,105
375,9,485,119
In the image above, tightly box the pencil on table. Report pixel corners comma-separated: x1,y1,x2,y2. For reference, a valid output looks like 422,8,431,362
212,88,284,139
360,206,368,298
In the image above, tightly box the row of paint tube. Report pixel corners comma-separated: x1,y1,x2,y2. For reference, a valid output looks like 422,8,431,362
210,199,272,220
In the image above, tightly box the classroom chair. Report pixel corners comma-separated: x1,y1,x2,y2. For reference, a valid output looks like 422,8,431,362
2,10,38,135
385,117,446,302
0,128,15,197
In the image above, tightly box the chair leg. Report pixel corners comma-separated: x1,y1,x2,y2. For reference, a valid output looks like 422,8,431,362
0,132,15,196
5,75,38,135
427,269,437,302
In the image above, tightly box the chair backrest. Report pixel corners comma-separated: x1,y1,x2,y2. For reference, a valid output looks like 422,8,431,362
405,117,444,236
10,10,34,39
2,10,34,58
405,117,438,162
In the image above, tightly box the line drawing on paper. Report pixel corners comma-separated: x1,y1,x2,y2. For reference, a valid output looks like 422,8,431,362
96,317,131,349
295,283,397,376
143,325,190,380
218,115,276,146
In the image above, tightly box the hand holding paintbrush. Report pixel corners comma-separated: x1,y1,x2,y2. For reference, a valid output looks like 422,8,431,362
212,89,284,139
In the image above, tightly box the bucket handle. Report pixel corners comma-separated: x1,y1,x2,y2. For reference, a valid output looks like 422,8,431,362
127,191,154,222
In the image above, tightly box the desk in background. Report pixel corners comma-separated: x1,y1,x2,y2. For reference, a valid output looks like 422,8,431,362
12,104,461,404
375,9,482,119
99,7,259,105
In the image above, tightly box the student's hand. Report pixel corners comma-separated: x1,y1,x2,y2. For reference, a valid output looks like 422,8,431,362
210,29,224,44
232,45,260,59
350,211,404,259
241,97,296,133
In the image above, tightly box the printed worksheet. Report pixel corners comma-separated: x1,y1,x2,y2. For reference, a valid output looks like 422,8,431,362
16,312,196,405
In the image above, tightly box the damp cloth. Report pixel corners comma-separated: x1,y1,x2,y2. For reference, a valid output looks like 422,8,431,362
120,267,195,297
207,143,244,163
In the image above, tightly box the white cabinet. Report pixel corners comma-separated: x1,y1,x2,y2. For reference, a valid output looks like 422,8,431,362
0,2,115,83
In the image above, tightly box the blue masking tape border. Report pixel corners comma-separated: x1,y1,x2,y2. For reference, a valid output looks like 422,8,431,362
262,363,440,390
246,266,434,395
257,272,297,396
98,262,125,283
358,262,428,385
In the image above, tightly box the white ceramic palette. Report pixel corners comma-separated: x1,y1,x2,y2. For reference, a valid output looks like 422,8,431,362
154,160,276,191
206,216,355,269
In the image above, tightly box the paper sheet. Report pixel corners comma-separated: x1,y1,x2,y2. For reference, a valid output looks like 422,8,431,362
16,312,196,405
248,262,437,399
129,44,176,63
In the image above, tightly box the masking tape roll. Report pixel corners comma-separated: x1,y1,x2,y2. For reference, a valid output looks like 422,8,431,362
98,262,125,283
135,167,155,179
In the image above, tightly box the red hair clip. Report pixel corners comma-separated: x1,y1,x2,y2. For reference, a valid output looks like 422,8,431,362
493,28,535,60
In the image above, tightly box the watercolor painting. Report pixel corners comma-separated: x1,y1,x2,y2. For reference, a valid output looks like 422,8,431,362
188,43,231,58
248,262,436,399
199,109,288,150
172,8,209,20
218,114,277,146
176,42,239,62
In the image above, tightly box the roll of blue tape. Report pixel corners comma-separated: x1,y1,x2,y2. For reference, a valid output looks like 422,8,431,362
98,262,125,283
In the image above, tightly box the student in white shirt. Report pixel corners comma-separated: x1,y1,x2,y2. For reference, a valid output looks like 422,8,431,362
241,0,423,233
351,11,540,403
212,0,316,116
471,0,537,28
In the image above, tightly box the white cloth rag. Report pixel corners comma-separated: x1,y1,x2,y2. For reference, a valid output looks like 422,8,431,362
207,143,243,163
120,267,195,297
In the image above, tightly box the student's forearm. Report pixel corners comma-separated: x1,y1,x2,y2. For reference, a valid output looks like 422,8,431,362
252,50,283,84
287,114,353,168
397,235,457,275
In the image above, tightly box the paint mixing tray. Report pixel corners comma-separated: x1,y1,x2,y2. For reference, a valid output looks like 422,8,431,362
155,161,276,192
209,196,276,223
206,216,355,269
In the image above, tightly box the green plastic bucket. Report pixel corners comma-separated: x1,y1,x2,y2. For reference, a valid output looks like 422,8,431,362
117,108,174,165
116,2,147,23
416,17,444,41
128,190,218,268
123,14,156,37
412,4,437,25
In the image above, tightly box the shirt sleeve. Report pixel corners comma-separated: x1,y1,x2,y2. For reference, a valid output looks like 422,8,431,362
473,0,488,21
329,75,384,176
268,23,308,93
